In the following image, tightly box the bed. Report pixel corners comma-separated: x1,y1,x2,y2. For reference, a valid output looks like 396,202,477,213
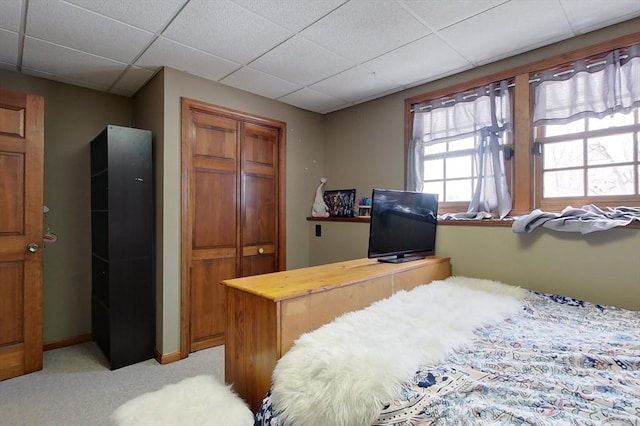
254,276,640,426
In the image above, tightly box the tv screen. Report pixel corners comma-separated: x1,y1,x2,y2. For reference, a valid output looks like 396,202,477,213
367,189,438,263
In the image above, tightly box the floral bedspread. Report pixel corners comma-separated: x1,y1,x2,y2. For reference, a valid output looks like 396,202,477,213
256,291,640,425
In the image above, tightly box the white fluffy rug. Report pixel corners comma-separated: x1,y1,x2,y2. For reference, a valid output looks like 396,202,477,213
111,375,254,426
270,276,527,426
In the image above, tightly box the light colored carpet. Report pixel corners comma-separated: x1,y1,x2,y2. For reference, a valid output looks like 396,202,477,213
0,342,227,426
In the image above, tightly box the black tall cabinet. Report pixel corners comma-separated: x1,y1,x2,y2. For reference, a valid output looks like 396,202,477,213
90,125,155,370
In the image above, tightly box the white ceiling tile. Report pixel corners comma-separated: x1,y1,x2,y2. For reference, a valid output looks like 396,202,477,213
440,0,574,64
278,87,350,114
401,0,508,30
301,0,431,63
22,37,128,90
0,29,19,66
26,0,154,63
310,66,402,103
163,0,292,64
560,0,640,34
221,67,302,99
364,34,472,87
112,66,156,95
136,37,240,82
1,0,637,111
64,0,188,33
22,67,110,92
230,0,348,32
0,0,22,32
250,35,354,86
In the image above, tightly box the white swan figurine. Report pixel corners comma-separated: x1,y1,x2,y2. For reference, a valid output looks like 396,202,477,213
311,178,330,217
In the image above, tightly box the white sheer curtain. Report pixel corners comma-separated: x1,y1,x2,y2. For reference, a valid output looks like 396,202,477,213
408,80,512,219
532,44,640,124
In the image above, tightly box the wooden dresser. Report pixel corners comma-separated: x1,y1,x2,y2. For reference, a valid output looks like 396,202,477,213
221,256,451,411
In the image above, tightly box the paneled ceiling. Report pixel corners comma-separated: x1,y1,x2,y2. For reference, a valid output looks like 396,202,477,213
1,0,639,114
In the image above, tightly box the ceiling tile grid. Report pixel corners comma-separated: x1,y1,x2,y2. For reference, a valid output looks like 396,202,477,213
161,0,293,64
248,35,355,86
26,0,155,64
0,0,638,113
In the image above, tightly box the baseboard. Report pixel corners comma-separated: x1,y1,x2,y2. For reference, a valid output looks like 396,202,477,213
155,349,182,365
43,334,92,351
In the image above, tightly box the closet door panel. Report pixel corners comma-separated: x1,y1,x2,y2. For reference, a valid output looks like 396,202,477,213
241,123,279,278
193,170,236,248
190,257,235,351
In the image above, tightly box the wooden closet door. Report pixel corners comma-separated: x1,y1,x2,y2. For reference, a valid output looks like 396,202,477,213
184,107,239,352
181,98,286,356
240,123,279,277
0,88,44,380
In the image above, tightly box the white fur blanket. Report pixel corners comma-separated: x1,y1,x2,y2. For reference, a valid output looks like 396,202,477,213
270,276,527,426
111,375,254,426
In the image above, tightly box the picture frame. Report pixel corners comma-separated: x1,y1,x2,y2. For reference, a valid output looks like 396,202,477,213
323,189,356,217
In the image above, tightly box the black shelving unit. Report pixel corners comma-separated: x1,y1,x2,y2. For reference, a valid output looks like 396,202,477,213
90,125,155,370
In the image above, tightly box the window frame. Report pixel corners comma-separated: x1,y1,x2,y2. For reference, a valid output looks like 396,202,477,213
404,32,640,216
533,111,640,211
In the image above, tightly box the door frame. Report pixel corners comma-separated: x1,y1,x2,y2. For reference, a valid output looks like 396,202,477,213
180,98,286,358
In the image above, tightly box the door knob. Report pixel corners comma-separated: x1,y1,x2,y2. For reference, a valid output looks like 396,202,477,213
27,242,39,253
258,247,264,254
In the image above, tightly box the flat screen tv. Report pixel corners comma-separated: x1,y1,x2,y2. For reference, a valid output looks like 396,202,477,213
367,189,438,263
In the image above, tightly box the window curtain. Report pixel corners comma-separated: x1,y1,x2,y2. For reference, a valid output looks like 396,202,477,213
532,43,640,125
408,80,513,219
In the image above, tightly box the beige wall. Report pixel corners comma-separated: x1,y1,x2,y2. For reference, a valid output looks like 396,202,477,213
0,69,132,344
308,222,640,310
2,16,638,352
132,70,166,353
134,67,326,354
316,19,640,311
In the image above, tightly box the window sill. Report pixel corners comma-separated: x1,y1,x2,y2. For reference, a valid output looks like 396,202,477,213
306,216,371,223
306,216,640,229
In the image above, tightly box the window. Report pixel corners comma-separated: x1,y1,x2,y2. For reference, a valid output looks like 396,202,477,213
405,34,640,219
409,81,513,218
422,134,478,203
534,109,640,209
531,42,640,210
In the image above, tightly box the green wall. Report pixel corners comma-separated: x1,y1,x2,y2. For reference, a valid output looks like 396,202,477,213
1,16,638,353
308,221,640,310
314,18,640,311
0,69,132,344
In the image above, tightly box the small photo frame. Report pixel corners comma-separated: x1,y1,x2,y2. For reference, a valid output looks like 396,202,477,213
324,189,356,217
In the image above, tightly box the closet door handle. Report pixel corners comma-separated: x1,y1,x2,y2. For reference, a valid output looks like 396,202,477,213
27,242,39,253
258,247,264,254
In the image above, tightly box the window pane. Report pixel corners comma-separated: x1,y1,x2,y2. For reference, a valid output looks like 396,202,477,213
445,179,472,202
445,156,472,179
588,111,635,130
587,133,633,166
543,140,583,169
448,136,475,151
424,142,446,155
587,165,635,195
424,159,443,180
423,181,443,199
543,170,584,197
544,118,585,137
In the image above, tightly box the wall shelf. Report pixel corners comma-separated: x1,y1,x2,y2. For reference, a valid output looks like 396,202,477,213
306,216,370,223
